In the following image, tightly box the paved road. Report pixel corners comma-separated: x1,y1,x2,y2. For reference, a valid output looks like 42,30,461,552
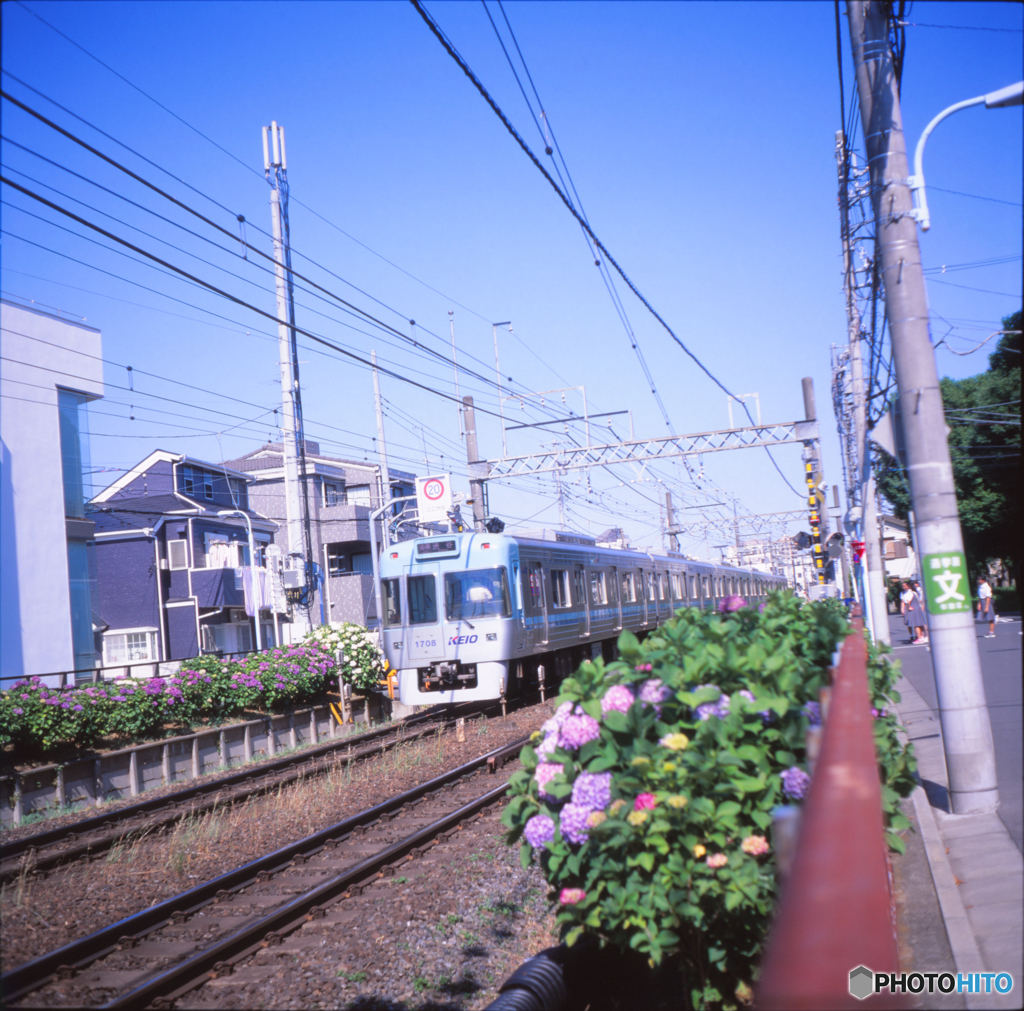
886,612,1023,853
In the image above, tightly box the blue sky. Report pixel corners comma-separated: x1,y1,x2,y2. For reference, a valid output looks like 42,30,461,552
2,1,1020,555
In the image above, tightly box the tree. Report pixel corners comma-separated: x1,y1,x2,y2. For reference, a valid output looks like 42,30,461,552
875,308,1020,579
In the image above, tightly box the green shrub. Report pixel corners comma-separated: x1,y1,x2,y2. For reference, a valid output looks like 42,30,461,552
303,623,386,692
501,593,915,1010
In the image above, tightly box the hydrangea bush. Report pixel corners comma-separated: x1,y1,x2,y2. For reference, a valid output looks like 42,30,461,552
501,593,915,1010
303,622,387,692
0,642,342,757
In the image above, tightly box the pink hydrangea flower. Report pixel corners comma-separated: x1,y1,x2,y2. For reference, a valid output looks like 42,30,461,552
706,853,729,868
634,792,657,812
718,595,748,613
741,835,770,856
534,762,562,799
559,888,586,905
560,713,600,750
601,684,635,715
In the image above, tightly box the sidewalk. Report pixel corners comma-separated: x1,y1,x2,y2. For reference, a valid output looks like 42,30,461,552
887,613,1022,1009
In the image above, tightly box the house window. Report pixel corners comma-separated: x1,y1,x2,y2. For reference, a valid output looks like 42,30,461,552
551,569,570,608
347,485,372,507
326,544,347,575
104,630,158,664
323,482,341,507
229,478,249,511
57,389,90,519
168,539,189,570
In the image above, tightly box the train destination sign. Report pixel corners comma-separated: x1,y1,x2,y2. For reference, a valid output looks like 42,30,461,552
416,473,452,523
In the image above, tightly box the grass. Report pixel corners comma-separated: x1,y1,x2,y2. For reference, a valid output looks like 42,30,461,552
336,970,367,982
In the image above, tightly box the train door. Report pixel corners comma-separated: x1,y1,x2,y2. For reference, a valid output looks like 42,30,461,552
574,564,590,636
639,571,649,625
511,557,526,651
405,566,444,664
610,566,622,630
528,562,549,645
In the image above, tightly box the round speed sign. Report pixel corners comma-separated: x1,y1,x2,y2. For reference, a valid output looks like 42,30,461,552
423,478,446,501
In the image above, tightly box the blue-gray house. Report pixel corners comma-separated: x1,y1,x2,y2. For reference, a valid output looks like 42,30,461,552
89,450,281,664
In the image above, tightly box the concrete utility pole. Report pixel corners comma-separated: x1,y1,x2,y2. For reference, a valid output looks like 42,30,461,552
665,491,680,551
462,396,486,532
263,120,309,635
372,351,392,547
836,130,890,643
848,1,998,813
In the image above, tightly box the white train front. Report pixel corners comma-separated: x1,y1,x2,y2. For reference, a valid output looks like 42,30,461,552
377,529,788,707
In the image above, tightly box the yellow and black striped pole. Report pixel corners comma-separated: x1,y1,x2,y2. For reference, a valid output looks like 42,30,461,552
805,461,825,585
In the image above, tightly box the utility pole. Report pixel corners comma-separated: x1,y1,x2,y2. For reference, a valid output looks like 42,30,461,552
836,130,890,642
263,121,310,635
665,491,679,552
372,351,392,547
463,396,486,532
849,2,998,814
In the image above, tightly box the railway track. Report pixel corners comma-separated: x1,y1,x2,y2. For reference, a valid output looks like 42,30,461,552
0,702,494,882
0,735,528,1009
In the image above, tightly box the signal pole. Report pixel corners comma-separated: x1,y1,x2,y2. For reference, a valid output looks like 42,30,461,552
463,396,486,532
849,2,998,813
263,121,311,635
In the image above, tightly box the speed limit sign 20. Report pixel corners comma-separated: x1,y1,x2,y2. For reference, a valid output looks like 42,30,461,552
415,474,453,523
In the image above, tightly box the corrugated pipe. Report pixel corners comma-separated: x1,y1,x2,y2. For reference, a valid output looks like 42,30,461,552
485,946,570,1010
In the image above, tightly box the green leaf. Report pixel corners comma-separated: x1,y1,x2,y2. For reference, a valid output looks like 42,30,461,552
885,831,907,855
724,889,743,911
520,844,532,869
775,750,797,766
602,710,629,734
715,800,742,819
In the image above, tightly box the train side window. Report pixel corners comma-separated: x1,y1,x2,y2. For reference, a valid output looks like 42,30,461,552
646,573,656,602
671,573,683,600
608,568,619,603
590,570,608,605
407,574,437,625
658,574,667,600
573,568,586,609
529,563,545,610
551,569,570,608
382,578,402,627
621,571,635,602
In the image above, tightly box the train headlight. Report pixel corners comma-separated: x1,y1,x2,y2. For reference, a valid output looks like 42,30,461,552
486,633,497,641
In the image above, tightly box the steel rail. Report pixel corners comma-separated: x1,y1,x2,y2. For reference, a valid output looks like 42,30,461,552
0,703,481,870
0,735,529,1005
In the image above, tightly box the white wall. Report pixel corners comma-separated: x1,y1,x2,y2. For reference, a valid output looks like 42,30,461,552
1,300,104,685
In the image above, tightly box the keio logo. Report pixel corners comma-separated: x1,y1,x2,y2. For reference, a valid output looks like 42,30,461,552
448,635,478,646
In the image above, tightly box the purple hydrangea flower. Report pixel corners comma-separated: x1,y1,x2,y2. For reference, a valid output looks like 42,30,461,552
601,684,635,716
871,707,888,720
719,594,748,613
803,701,822,727
694,684,730,721
571,771,612,811
781,766,812,800
534,762,563,799
524,814,556,848
536,732,559,758
639,679,670,706
559,803,593,844
559,713,600,750
12,708,22,716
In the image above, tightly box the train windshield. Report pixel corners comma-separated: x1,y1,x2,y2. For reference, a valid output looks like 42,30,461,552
444,567,511,621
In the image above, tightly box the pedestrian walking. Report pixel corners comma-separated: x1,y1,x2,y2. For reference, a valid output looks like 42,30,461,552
901,581,926,644
976,575,997,638
911,580,929,644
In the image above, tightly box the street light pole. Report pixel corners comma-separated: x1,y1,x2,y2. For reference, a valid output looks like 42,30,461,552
217,509,261,652
848,2,999,815
909,81,1023,231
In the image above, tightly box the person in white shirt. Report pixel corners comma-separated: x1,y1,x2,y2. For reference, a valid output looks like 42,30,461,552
976,576,996,638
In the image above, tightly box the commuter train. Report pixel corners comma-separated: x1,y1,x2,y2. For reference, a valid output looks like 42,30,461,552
377,528,789,707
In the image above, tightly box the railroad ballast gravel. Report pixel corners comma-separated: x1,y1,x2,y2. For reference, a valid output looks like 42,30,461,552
3,704,560,1008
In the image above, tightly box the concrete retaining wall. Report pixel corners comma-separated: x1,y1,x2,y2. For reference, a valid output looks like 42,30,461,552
1,695,384,827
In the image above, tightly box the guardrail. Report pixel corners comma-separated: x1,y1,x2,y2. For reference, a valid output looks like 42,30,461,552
757,610,906,1009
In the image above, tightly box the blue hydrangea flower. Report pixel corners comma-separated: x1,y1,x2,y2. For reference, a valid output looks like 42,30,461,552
559,803,593,844
781,766,812,800
571,771,612,811
523,814,556,848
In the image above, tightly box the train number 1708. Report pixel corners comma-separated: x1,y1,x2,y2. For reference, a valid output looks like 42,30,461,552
414,639,437,649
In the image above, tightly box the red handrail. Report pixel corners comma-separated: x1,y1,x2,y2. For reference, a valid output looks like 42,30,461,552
757,612,906,1009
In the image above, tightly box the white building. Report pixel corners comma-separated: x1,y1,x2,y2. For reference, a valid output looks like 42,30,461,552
1,299,104,685
881,514,917,580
